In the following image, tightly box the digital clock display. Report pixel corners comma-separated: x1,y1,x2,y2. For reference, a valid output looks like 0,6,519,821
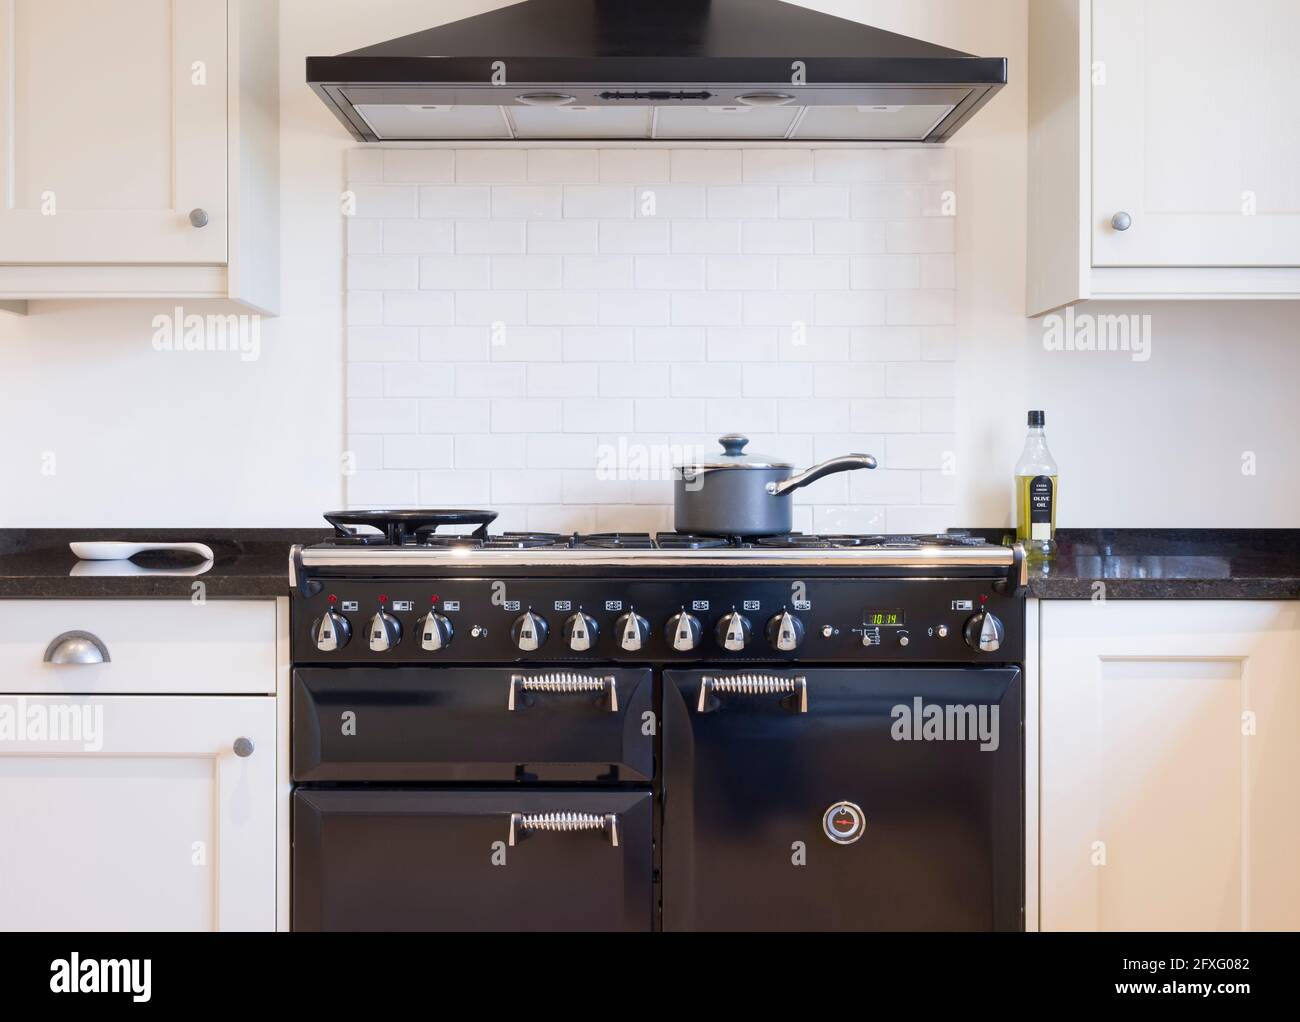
864,609,906,627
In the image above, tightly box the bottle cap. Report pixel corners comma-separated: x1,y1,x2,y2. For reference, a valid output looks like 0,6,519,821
1027,410,1045,427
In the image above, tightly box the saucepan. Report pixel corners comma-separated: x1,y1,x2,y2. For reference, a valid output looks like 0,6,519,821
674,435,877,537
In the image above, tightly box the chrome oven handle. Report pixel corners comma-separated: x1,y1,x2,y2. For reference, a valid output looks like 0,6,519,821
508,673,619,712
697,674,808,714
508,812,621,848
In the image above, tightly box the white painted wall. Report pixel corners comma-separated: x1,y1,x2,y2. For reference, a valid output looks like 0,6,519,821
0,0,1296,529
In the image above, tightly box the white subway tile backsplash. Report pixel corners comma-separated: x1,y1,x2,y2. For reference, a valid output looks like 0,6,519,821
564,255,635,290
491,395,564,431
706,185,778,219
635,185,706,219
456,290,526,325
346,147,956,526
348,326,419,362
491,255,563,290
528,150,598,183
383,150,455,183
634,327,706,362
564,185,635,219
565,326,634,362
349,255,417,291
456,149,527,183
420,186,491,219
420,255,491,290
383,363,455,397
384,434,454,469
598,149,671,183
455,221,526,254
636,255,706,291
672,221,740,254
351,185,418,219
743,149,814,183
670,149,742,183
384,220,454,254
527,220,599,254
779,185,850,219
455,434,527,469
420,398,490,433
492,186,563,219
599,220,670,254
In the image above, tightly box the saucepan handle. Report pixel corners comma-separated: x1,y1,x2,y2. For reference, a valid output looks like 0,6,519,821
766,454,877,497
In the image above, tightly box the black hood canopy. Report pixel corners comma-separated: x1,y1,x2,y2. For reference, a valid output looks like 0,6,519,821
308,0,1007,143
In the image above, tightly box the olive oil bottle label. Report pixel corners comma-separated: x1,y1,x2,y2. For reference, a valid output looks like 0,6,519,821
1029,475,1054,541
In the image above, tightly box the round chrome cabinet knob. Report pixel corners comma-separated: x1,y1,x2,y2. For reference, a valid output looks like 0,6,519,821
715,611,752,652
312,609,352,652
419,610,453,652
189,208,209,228
766,610,805,652
563,611,599,652
511,609,549,652
367,609,401,652
665,610,703,652
963,611,1004,654
614,610,651,652
1111,211,1132,232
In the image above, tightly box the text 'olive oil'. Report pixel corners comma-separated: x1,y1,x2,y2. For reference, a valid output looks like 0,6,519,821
1015,410,1057,559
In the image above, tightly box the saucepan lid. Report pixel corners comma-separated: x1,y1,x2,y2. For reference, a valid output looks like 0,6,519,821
678,435,793,473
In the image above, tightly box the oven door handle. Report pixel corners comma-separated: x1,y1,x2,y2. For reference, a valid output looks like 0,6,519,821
508,673,619,712
508,812,621,848
697,674,809,714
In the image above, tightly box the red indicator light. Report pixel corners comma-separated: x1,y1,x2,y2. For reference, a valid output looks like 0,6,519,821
379,594,387,603
431,594,439,604
979,594,989,605
327,594,337,603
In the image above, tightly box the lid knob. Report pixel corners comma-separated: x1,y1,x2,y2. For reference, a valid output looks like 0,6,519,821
718,435,750,457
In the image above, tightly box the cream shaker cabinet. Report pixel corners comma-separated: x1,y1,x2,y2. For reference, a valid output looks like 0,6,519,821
1038,600,1300,931
0,0,278,313
1028,0,1300,313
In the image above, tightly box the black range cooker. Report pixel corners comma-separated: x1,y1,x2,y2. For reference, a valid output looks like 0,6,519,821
289,510,1028,932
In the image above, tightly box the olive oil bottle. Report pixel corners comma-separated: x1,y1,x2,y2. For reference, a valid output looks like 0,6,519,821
1015,410,1058,559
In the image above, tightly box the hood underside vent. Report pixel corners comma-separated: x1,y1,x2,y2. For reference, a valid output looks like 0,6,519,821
308,0,1007,143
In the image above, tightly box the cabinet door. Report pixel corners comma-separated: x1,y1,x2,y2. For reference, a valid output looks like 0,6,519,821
1092,0,1300,266
0,0,227,264
1040,601,1300,931
0,695,274,931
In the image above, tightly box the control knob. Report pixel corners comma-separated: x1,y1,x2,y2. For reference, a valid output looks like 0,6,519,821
614,610,651,652
312,607,351,652
715,610,752,652
511,609,549,651
665,610,703,652
563,611,599,652
963,611,1004,653
367,608,402,652
766,610,805,652
419,610,453,651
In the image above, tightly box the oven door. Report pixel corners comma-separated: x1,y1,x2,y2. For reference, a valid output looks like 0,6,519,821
293,667,653,782
293,788,654,931
662,667,1022,932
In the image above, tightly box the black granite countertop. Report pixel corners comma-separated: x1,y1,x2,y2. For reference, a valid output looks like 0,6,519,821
1002,529,1300,600
0,529,331,599
2,527,1296,601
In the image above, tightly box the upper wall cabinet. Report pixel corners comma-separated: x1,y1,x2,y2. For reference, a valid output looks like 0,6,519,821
1028,0,1300,316
0,0,278,314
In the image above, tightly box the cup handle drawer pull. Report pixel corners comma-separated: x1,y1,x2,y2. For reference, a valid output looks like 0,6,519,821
508,673,619,712
43,631,110,665
508,812,620,848
697,674,808,714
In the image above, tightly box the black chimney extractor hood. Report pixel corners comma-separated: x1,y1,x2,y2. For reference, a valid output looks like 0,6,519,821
307,0,1007,143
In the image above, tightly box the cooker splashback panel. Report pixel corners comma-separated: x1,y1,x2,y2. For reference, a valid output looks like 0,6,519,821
291,576,1023,666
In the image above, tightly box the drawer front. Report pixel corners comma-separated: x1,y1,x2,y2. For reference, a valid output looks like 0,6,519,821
293,667,654,782
0,600,277,695
293,788,654,932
